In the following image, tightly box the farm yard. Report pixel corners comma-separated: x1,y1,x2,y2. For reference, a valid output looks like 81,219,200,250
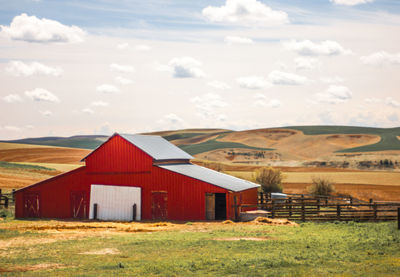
1,127,400,275
0,219,400,276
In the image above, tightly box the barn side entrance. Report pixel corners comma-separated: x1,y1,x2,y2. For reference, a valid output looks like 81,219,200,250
71,191,87,219
23,192,40,218
89,184,141,221
205,193,226,220
151,191,168,220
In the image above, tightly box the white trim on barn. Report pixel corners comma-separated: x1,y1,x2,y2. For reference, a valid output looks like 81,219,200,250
89,184,141,221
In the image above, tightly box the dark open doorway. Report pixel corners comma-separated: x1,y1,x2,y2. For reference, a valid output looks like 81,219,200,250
214,193,226,220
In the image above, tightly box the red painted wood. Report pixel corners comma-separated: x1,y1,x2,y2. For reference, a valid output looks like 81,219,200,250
151,191,168,220
14,135,259,221
85,135,153,173
71,191,87,219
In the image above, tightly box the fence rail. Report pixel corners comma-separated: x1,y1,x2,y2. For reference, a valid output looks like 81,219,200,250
236,192,400,222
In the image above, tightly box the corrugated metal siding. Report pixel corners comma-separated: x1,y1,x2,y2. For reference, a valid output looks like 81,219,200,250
85,135,153,173
89,184,141,221
14,133,259,221
120,134,193,160
15,167,89,218
158,164,260,192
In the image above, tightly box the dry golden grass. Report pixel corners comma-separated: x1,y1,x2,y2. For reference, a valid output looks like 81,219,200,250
0,142,90,164
226,170,400,186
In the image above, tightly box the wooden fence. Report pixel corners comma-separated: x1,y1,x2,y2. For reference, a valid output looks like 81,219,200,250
237,192,400,222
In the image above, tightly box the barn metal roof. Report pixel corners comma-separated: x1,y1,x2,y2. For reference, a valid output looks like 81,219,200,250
158,163,260,192
119,134,193,160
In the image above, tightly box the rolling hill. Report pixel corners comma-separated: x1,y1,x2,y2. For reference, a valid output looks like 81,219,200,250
1,126,399,166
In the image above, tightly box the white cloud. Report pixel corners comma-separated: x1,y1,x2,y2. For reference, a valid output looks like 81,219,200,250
360,51,400,66
315,85,353,104
253,94,281,108
283,40,352,56
330,0,374,6
40,110,52,117
91,101,109,107
96,84,120,94
237,76,270,89
168,57,205,78
25,88,60,102
320,76,344,83
224,36,254,45
109,63,135,74
364,97,381,103
6,60,62,77
4,125,22,132
114,76,133,85
116,43,129,50
135,44,151,51
202,0,289,27
157,113,185,129
191,93,228,119
0,13,85,43
385,97,400,108
82,108,94,114
255,99,281,108
294,57,320,70
207,80,231,90
3,94,23,103
164,113,184,124
268,70,309,85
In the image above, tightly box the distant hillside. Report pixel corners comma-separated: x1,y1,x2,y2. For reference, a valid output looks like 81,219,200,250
2,135,108,150
2,126,399,164
285,126,400,152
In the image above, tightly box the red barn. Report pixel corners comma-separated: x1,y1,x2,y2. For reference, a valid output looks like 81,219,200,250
14,133,259,221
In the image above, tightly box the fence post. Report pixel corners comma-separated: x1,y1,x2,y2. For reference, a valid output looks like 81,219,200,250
317,199,320,216
398,208,400,230
234,196,238,222
373,203,377,220
4,197,8,209
93,203,98,220
337,205,341,221
12,189,15,202
132,204,137,221
271,199,275,218
288,197,292,217
0,189,2,195
301,202,305,222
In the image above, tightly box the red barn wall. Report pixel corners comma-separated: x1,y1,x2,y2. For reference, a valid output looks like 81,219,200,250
85,135,153,173
15,136,259,221
15,167,88,218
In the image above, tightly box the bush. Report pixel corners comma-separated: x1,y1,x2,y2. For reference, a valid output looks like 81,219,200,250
254,167,283,193
308,177,335,196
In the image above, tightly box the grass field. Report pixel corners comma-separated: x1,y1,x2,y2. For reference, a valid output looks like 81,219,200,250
179,139,273,155
286,126,400,152
0,219,399,276
226,170,400,187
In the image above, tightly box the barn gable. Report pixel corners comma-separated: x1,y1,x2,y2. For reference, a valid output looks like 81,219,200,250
84,134,153,173
14,132,260,221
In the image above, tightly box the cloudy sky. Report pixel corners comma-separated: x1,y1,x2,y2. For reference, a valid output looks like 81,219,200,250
1,0,400,139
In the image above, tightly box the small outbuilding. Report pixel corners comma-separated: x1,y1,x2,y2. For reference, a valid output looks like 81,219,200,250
14,133,259,221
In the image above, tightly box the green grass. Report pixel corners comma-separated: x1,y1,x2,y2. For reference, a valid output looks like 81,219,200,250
0,221,399,276
286,125,400,152
163,133,208,141
178,139,273,155
2,136,107,150
0,161,55,171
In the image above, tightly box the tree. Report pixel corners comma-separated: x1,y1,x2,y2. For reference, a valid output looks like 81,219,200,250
254,167,283,193
308,177,335,196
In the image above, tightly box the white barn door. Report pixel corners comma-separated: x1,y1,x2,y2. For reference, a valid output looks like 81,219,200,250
89,184,141,221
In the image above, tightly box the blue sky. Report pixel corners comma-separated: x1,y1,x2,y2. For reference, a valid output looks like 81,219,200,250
0,0,399,139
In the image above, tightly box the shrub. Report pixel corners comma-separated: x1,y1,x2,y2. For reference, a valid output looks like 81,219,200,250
308,177,336,196
254,167,283,193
